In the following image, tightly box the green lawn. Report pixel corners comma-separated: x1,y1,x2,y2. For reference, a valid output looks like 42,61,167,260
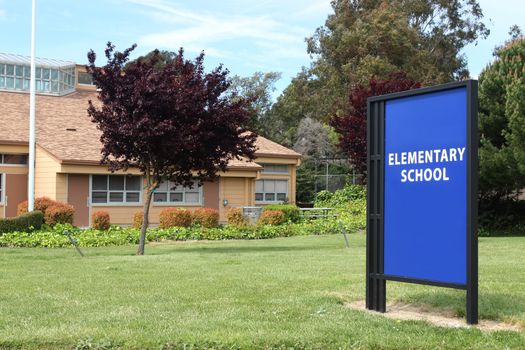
0,234,524,349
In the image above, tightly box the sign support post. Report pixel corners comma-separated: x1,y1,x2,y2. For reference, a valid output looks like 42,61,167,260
366,80,478,325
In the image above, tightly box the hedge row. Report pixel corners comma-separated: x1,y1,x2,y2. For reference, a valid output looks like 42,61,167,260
0,215,365,248
0,211,44,234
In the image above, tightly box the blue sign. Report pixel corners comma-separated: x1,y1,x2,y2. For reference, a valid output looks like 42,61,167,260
384,87,467,285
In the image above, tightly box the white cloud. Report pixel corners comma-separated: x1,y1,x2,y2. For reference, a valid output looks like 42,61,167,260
125,0,311,60
296,0,333,17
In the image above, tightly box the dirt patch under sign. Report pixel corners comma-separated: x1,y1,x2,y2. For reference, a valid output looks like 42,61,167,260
346,300,522,332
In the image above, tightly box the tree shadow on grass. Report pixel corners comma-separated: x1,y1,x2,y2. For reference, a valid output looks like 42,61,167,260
147,244,335,255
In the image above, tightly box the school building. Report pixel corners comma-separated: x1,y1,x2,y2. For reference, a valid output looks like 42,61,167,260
0,53,301,226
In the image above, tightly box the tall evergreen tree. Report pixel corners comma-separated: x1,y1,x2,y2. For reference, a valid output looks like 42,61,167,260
478,33,525,202
266,0,489,144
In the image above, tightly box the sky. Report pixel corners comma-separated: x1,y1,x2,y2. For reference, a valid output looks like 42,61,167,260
0,0,523,96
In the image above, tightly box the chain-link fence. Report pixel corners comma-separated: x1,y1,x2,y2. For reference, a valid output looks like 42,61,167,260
296,157,364,204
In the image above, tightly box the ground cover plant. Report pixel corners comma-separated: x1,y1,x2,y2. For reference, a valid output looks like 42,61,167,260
0,234,523,349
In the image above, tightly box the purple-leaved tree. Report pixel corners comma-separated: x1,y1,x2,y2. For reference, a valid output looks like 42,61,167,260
87,43,257,255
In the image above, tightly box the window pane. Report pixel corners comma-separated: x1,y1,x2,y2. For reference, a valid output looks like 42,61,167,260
0,76,4,88
15,65,23,77
92,175,107,190
35,67,41,78
153,192,167,202
51,81,59,92
78,72,94,85
0,64,4,75
3,154,27,164
43,81,50,91
109,176,124,190
5,64,14,75
15,78,22,89
185,192,200,203
126,192,140,202
275,180,288,193
277,193,287,201
264,180,275,192
265,193,275,201
92,191,107,203
170,193,183,202
42,68,50,79
255,193,263,201
126,176,141,191
51,69,58,80
157,180,168,192
23,79,30,90
23,66,30,77
5,77,14,88
109,192,124,202
255,180,263,192
171,182,185,192
262,164,288,173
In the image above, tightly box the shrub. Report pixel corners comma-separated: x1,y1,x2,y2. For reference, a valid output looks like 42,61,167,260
159,208,193,228
258,210,285,226
91,211,110,230
263,204,301,223
315,184,366,208
226,208,247,227
17,197,57,216
193,208,220,228
44,203,74,226
0,210,44,234
133,211,144,229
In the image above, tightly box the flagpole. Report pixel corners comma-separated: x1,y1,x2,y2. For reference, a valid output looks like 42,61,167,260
28,0,36,212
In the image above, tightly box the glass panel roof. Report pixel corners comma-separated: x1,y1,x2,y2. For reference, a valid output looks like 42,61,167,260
0,53,75,69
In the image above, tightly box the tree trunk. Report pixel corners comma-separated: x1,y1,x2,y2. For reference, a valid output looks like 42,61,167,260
137,189,153,255
137,170,154,256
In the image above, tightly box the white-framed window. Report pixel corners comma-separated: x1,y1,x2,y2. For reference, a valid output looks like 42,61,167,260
260,163,289,174
90,175,142,204
0,63,75,95
255,179,288,203
0,173,4,204
0,154,28,165
153,180,202,205
78,72,95,86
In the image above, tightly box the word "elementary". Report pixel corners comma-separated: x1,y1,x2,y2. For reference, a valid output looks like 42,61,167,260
388,147,466,166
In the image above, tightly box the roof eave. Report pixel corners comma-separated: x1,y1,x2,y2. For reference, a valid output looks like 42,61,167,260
254,152,302,159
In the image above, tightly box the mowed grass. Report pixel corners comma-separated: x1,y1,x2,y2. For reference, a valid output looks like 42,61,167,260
0,234,524,349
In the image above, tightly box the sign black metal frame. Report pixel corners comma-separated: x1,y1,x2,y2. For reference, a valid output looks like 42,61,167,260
365,80,478,324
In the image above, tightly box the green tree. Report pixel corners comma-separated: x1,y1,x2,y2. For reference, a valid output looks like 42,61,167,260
267,0,489,143
228,72,281,133
478,33,525,202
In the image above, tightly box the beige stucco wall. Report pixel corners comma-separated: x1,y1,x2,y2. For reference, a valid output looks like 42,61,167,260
0,144,29,154
34,146,63,200
0,166,28,175
219,177,254,222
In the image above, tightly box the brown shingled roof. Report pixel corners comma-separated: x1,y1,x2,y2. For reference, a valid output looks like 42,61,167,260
254,135,301,158
0,91,299,168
